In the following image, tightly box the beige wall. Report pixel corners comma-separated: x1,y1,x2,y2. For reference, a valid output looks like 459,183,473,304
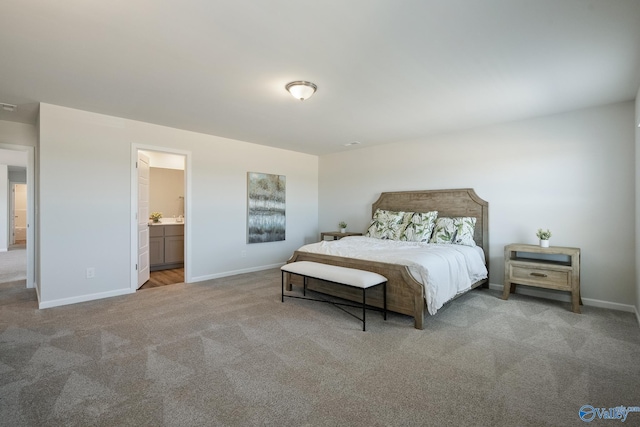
10,97,640,316
0,120,37,147
319,101,636,310
149,167,184,218
38,103,319,306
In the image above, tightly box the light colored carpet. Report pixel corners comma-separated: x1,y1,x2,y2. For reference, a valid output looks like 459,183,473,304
0,244,26,284
0,268,639,426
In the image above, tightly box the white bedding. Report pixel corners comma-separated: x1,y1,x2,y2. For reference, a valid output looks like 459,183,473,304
295,236,488,315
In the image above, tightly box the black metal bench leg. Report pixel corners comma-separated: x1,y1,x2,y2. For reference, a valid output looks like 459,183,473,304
362,288,366,331
383,281,387,320
281,271,284,303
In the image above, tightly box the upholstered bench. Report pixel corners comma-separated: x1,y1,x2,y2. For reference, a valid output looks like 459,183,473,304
280,261,387,331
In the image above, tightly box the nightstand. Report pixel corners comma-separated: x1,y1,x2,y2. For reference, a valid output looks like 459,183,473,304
320,231,363,241
503,243,582,313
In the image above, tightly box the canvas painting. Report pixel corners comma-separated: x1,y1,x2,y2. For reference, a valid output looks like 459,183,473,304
247,172,286,243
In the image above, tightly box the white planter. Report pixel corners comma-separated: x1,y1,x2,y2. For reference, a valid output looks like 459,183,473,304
340,228,346,233
540,239,549,248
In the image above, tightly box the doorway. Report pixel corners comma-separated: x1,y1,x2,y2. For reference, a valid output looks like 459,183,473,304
0,146,34,292
11,183,27,246
130,145,190,292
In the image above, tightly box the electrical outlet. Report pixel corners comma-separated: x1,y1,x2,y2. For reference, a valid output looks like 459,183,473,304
241,250,246,258
86,267,95,279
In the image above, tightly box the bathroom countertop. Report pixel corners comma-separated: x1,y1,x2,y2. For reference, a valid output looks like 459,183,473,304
149,219,185,226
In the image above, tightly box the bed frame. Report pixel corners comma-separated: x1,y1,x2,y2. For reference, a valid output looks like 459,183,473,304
285,188,489,329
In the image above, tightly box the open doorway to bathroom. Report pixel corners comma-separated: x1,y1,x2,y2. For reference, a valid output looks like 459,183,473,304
133,147,188,291
11,183,27,246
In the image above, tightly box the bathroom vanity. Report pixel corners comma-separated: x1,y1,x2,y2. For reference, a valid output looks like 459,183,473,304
149,223,184,271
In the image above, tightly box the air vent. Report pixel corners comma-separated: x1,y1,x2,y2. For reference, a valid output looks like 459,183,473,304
0,103,17,112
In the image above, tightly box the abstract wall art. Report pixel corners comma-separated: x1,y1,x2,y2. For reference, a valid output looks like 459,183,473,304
247,172,286,243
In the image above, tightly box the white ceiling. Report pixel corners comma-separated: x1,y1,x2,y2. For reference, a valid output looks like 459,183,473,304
1,0,639,155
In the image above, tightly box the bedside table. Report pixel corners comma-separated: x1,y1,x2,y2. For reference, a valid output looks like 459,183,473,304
320,231,363,241
503,243,582,313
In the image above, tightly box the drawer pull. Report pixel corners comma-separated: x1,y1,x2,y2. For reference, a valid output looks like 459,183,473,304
530,272,548,278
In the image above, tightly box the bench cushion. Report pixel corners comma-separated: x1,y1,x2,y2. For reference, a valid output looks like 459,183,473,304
281,261,387,289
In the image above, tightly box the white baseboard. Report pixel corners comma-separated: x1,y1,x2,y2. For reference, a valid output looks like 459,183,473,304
488,283,637,313
39,288,134,309
580,297,637,313
190,263,284,283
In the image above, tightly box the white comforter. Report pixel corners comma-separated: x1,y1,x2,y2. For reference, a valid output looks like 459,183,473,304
295,236,488,315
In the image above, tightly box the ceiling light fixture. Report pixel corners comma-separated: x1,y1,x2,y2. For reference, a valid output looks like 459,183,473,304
0,103,17,112
285,81,317,101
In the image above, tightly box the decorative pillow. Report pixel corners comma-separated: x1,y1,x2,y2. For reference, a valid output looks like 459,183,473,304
398,211,438,242
365,209,405,239
429,217,477,246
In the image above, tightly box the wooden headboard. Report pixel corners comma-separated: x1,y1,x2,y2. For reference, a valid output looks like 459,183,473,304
371,188,489,262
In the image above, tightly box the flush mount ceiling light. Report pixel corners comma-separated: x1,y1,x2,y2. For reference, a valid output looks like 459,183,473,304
285,81,317,101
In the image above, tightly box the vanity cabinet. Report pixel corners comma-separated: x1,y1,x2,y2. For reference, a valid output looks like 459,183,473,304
150,224,184,271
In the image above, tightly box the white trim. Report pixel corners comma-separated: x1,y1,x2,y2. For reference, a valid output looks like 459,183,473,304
489,283,637,313
34,280,40,303
130,144,192,291
191,263,285,283
9,181,14,246
38,288,134,309
634,306,640,327
580,297,637,313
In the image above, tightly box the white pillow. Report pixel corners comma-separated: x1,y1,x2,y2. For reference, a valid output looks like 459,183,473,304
429,217,477,246
365,209,405,239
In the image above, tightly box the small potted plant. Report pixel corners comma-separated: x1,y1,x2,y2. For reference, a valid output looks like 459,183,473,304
338,221,347,233
536,228,552,247
150,212,163,223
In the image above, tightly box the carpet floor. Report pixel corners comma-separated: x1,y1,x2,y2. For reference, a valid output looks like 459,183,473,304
0,268,639,426
0,244,27,284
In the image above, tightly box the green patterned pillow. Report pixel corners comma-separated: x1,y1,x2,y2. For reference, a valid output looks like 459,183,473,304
365,209,405,239
399,211,438,242
429,217,477,246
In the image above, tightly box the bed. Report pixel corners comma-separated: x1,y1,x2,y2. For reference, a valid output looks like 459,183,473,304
284,188,489,329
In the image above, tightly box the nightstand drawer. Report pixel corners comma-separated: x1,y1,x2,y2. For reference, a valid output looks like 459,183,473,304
510,265,570,290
